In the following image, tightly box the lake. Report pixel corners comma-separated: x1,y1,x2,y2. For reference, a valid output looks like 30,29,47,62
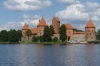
0,44,100,66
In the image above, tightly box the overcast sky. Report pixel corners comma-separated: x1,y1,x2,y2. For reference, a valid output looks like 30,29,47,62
0,0,100,31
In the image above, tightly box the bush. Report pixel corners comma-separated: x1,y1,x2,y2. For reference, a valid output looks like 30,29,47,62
32,36,39,42
52,37,58,42
39,36,44,42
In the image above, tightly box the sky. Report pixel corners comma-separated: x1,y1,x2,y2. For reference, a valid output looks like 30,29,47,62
0,0,100,31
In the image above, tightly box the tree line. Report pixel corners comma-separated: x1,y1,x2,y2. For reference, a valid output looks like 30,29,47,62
0,29,22,43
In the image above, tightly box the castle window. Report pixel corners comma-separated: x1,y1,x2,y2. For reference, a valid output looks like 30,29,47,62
90,33,91,35
40,33,41,34
88,30,90,32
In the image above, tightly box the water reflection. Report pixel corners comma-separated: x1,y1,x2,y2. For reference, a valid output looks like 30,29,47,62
0,44,100,66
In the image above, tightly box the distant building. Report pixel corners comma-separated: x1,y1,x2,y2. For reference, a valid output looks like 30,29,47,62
22,17,96,42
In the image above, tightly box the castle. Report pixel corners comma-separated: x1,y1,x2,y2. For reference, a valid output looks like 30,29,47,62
22,16,96,42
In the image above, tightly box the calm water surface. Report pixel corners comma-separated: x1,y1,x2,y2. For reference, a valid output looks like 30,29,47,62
0,44,100,66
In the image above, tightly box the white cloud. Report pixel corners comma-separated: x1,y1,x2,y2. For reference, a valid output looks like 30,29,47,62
56,3,89,21
56,1,100,30
0,14,51,31
57,0,79,5
3,0,52,11
86,2,100,9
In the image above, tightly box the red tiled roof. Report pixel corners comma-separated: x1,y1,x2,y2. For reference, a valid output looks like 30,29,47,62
22,23,29,30
53,16,60,22
31,28,37,35
85,19,95,28
37,17,48,27
65,23,74,29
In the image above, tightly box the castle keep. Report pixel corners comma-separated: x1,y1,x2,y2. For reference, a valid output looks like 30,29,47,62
22,17,96,42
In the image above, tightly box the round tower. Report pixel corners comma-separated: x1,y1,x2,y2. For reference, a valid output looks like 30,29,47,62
37,17,48,36
22,23,29,37
52,16,60,34
85,19,96,41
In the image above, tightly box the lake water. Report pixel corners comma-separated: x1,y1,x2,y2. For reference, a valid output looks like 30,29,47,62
0,44,100,66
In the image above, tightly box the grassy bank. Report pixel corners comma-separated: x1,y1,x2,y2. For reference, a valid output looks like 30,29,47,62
0,42,9,44
20,41,71,44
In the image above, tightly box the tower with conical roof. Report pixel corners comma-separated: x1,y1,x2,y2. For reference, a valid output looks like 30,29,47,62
37,17,48,36
85,19,96,41
52,16,60,34
22,23,29,37
65,23,74,41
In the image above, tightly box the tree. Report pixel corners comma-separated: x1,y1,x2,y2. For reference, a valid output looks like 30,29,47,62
32,36,39,42
25,29,32,41
53,37,58,42
8,29,19,43
59,24,67,41
96,28,100,40
49,25,54,36
39,36,44,42
17,30,22,41
0,30,8,42
43,26,52,42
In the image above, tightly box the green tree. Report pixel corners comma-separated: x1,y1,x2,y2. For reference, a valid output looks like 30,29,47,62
8,29,18,43
59,24,67,41
49,25,54,36
32,36,39,42
43,26,52,42
96,28,100,40
0,30,8,42
25,29,32,41
53,37,58,42
39,36,44,42
17,30,22,41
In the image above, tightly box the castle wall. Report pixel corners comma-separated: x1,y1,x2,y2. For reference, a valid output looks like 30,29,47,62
73,34,85,42
52,34,59,39
22,30,27,37
85,28,96,41
37,26,45,36
66,29,73,41
52,19,60,34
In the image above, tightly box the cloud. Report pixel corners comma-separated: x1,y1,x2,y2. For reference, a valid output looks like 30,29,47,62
3,0,52,11
0,14,51,31
56,1,100,30
57,0,79,5
56,3,89,21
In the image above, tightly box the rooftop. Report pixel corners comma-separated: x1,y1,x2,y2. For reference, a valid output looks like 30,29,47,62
65,23,74,29
37,17,48,27
85,19,95,28
22,23,29,30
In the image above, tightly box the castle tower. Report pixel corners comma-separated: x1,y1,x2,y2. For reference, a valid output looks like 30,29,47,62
22,23,29,37
37,17,48,36
85,19,96,41
65,23,74,41
52,16,60,34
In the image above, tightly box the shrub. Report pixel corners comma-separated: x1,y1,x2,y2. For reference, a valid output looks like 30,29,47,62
32,36,39,42
53,37,58,42
39,36,44,42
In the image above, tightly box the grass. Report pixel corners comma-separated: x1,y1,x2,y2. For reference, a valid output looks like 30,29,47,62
20,41,71,44
0,42,9,44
